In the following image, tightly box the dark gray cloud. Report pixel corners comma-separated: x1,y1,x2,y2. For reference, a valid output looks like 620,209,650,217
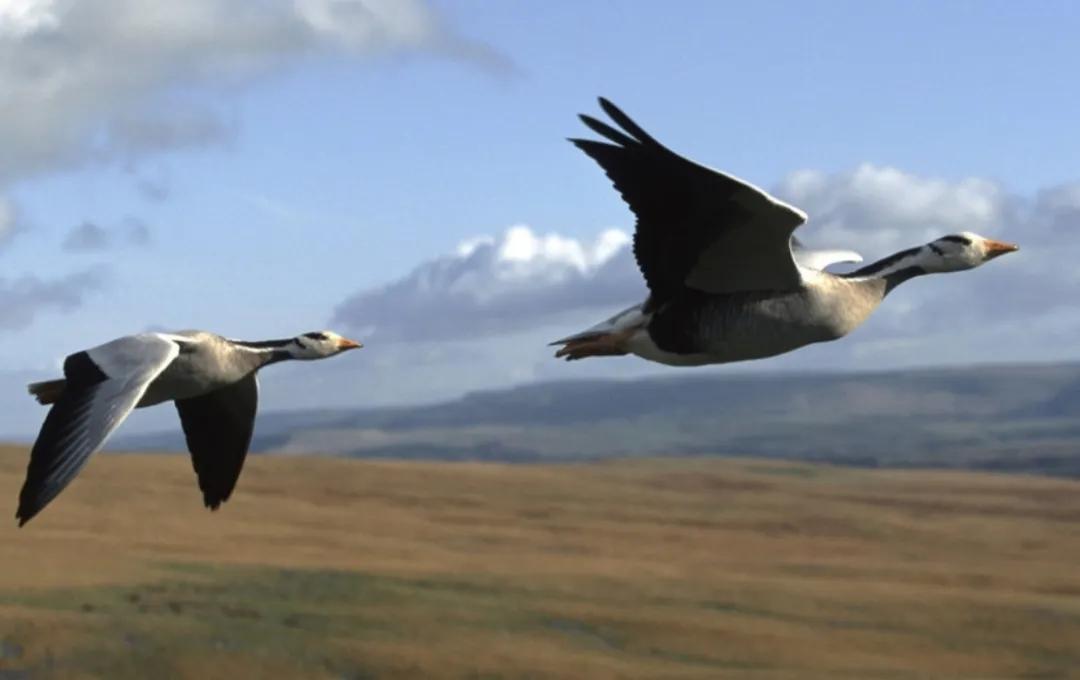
62,217,152,252
125,217,152,246
0,268,108,331
62,221,111,252
333,168,1079,362
134,171,171,203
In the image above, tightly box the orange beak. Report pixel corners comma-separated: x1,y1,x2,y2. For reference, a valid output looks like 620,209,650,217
985,239,1019,258
337,337,363,350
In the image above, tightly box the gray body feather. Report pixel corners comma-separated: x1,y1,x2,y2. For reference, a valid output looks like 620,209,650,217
138,331,269,406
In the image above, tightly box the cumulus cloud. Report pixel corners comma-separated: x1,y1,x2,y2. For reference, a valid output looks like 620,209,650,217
0,268,107,331
1,0,502,334
334,167,1078,357
776,164,1012,256
777,167,1075,333
333,225,642,341
0,0,503,183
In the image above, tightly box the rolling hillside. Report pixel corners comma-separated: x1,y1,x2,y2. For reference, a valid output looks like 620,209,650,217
117,362,1080,475
2,446,1080,678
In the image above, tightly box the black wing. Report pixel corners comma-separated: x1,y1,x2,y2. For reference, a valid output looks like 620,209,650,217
17,336,179,526
571,98,808,308
175,373,258,510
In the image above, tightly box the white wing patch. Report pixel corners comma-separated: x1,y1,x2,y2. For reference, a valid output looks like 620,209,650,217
792,247,864,271
86,333,183,378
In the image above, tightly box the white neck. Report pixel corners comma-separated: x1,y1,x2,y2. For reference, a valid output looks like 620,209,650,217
229,338,294,368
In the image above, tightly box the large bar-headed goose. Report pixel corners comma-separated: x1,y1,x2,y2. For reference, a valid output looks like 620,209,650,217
17,330,362,526
552,98,1018,365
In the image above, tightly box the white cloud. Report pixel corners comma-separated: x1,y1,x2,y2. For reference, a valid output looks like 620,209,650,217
294,0,436,51
333,224,642,341
0,0,499,183
777,168,1078,341
777,164,1011,255
333,169,1078,370
0,0,505,334
0,0,57,37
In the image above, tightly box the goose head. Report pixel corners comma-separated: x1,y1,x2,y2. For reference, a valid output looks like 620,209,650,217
918,232,1018,272
286,330,363,359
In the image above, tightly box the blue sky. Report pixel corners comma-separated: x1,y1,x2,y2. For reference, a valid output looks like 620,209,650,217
1,0,1078,436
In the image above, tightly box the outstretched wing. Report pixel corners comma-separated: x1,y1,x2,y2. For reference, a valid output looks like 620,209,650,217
175,373,258,510
17,334,180,526
571,98,808,308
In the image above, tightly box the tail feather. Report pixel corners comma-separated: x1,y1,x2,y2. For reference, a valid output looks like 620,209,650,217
550,303,647,361
27,379,66,405
553,335,630,361
548,330,607,347
549,303,646,347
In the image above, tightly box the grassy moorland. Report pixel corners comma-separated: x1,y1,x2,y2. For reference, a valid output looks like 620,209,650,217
1,445,1080,679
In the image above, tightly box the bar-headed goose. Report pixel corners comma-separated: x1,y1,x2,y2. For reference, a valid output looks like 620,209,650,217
552,98,1018,365
17,329,362,526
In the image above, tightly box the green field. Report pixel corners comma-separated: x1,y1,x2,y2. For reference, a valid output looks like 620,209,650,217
2,445,1080,678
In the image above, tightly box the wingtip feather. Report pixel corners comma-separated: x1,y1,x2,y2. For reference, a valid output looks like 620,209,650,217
578,114,638,148
16,504,35,527
596,97,656,146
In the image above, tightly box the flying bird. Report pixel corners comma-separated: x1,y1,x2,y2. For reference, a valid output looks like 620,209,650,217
17,330,362,526
552,98,1018,365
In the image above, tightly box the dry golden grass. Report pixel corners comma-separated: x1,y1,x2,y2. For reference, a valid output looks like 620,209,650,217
1,445,1080,679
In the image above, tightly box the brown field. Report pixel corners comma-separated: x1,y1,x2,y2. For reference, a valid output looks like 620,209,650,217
1,445,1080,679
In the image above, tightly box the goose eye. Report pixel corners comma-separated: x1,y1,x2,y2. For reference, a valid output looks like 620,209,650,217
303,332,328,341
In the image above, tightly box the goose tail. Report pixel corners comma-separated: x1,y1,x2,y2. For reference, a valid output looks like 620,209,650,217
550,303,647,361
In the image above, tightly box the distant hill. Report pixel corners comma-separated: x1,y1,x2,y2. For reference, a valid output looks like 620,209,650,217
114,362,1080,477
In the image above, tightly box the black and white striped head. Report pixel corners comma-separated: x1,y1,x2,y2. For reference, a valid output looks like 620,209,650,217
920,232,1018,272
287,330,363,359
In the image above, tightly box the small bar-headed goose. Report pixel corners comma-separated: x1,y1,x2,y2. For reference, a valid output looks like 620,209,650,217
552,98,1018,365
17,330,362,526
